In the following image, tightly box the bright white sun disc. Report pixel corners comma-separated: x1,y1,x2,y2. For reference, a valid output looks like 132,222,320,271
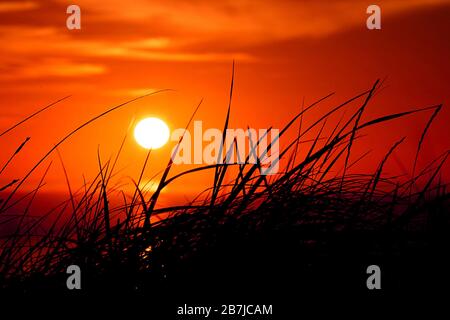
134,117,170,149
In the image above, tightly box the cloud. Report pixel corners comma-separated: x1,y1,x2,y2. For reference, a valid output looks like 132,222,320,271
0,25,252,81
0,57,106,80
0,1,38,12
109,88,160,97
0,0,448,82
55,0,450,42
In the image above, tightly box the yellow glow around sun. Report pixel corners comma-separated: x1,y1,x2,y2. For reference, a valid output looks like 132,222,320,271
134,117,170,149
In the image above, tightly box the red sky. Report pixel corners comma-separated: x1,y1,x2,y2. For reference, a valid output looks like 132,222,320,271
0,0,449,206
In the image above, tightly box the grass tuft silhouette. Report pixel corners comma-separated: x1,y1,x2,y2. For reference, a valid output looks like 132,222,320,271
0,79,448,300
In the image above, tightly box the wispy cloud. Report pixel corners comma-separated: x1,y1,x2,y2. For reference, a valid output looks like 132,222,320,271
0,0,448,81
0,57,106,79
109,88,161,97
0,25,251,80
0,1,38,12
55,0,450,42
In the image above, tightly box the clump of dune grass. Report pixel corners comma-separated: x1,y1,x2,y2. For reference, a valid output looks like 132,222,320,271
0,73,448,295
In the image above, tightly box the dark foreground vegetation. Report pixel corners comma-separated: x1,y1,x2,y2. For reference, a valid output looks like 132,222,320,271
0,78,448,311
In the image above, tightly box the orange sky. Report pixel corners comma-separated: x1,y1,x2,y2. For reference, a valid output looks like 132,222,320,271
0,0,449,206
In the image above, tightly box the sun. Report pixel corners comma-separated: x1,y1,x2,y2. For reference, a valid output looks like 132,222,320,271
134,117,170,149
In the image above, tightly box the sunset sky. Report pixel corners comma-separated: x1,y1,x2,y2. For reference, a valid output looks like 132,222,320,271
0,0,449,207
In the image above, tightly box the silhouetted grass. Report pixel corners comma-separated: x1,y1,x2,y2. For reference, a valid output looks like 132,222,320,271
0,78,448,298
